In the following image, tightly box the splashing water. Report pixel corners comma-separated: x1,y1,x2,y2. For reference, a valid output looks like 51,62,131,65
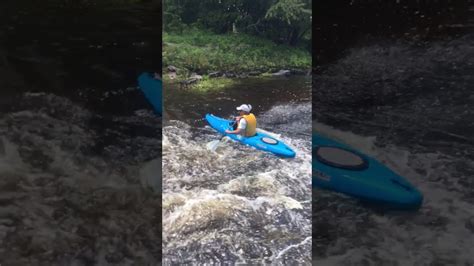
0,92,162,264
162,103,312,265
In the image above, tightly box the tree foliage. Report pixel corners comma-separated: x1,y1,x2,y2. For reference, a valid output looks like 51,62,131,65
163,0,311,46
266,0,310,25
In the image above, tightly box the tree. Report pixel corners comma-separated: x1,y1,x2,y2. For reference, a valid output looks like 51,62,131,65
265,0,311,45
163,0,311,47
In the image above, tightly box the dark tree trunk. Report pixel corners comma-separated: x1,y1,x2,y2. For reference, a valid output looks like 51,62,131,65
289,28,300,46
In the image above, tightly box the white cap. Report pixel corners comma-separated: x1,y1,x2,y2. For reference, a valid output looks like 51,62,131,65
236,104,252,113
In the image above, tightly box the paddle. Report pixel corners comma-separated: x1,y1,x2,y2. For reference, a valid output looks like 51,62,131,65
206,118,237,151
206,135,226,151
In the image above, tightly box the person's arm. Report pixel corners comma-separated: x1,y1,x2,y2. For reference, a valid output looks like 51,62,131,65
225,128,244,134
226,117,245,134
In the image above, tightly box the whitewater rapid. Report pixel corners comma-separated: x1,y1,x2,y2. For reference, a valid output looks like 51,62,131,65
162,103,312,265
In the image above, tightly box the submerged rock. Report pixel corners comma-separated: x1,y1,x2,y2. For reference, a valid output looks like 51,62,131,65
290,69,307,75
190,73,203,80
168,65,177,72
272,70,291,76
248,71,261,76
181,77,199,85
209,71,221,78
223,72,236,78
181,73,204,85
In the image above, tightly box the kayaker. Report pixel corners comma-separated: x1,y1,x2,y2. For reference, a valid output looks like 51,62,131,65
225,104,257,137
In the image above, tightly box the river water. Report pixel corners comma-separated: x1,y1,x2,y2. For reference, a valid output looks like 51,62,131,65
162,76,312,264
313,2,474,264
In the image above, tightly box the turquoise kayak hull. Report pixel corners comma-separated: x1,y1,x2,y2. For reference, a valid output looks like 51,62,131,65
313,133,423,210
138,72,162,114
205,114,296,158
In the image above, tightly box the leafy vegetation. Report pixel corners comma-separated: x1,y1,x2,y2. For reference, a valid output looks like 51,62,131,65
164,0,311,47
162,0,312,91
193,77,238,92
163,28,311,75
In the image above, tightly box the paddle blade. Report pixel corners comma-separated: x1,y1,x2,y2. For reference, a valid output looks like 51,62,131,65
207,136,230,151
206,139,221,151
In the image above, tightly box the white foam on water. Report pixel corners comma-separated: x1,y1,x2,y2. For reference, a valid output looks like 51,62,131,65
275,236,312,260
0,93,162,264
163,103,312,264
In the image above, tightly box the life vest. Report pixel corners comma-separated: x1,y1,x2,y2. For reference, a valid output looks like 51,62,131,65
241,113,257,137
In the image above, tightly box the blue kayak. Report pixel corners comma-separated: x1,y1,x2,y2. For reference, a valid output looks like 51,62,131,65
313,133,423,210
205,114,296,158
138,72,162,114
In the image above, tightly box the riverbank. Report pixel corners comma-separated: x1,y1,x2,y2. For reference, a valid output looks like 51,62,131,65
163,28,311,90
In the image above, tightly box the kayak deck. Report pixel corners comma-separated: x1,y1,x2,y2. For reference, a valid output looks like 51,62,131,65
206,114,296,158
313,133,423,210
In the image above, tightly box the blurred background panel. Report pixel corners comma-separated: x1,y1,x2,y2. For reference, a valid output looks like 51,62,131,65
0,0,163,264
313,0,474,265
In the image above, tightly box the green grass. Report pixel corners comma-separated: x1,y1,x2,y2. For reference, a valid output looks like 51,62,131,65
163,28,311,76
193,77,238,92
162,74,238,92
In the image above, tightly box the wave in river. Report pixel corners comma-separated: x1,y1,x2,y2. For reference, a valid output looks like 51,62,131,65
0,92,162,264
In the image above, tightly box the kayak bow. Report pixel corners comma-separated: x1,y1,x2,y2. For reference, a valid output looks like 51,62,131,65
312,133,423,210
138,72,162,114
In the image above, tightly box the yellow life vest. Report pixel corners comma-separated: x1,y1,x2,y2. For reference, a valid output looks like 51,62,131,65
242,113,257,137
